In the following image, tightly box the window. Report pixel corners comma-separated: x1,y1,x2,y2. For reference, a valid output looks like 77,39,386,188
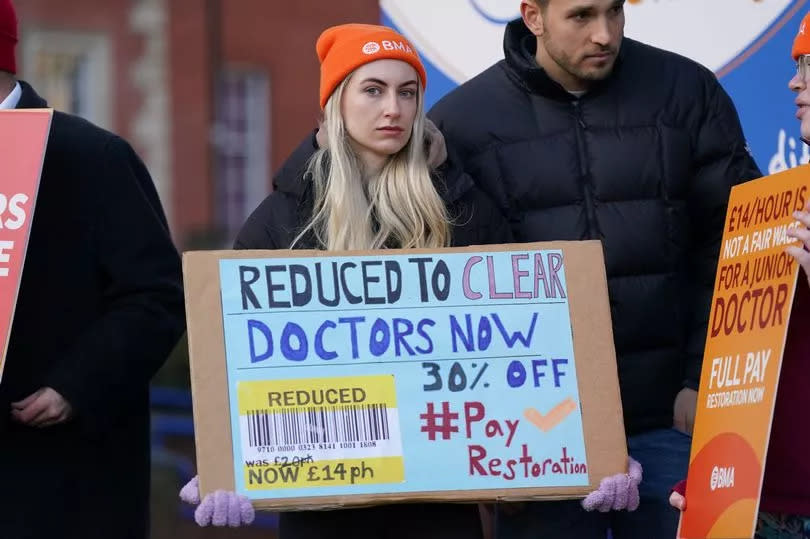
213,70,270,240
21,30,111,129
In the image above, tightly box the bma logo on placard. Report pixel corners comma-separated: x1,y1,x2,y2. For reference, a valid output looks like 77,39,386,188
710,465,735,491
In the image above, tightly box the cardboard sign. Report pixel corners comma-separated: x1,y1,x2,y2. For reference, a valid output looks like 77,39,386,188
679,165,809,538
0,109,52,382
184,241,627,510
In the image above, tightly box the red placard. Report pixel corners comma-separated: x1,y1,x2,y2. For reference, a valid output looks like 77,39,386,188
0,109,52,382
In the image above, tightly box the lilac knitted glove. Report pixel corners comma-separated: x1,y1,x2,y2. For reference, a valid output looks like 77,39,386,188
179,475,255,527
581,457,642,512
179,476,201,504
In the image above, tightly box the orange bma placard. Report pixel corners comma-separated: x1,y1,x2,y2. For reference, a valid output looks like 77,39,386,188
679,165,809,539
0,109,52,382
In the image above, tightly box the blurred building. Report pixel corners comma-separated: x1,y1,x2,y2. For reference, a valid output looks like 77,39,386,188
15,0,379,248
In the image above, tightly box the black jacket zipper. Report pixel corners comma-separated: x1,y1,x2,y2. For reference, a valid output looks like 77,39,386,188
572,100,599,239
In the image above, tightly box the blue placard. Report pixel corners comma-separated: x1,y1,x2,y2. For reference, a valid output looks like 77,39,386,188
381,0,810,174
218,249,590,499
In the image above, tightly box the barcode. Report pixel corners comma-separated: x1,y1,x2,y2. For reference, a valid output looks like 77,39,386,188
246,404,391,447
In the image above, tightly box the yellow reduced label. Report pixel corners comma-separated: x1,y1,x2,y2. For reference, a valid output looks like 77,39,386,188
236,375,404,490
237,375,398,413
244,457,404,490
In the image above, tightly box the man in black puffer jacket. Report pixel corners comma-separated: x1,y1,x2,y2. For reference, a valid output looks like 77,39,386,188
427,1,761,538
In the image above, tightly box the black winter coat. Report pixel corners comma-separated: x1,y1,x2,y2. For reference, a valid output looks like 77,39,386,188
428,20,762,433
234,134,512,251
0,81,186,539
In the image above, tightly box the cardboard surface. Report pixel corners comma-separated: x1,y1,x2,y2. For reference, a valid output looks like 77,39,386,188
679,166,808,539
184,241,627,510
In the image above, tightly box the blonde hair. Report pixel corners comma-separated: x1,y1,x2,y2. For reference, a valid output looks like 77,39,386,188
293,75,451,251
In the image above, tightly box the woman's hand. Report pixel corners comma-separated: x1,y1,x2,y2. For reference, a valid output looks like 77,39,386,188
581,457,642,512
179,475,255,527
669,479,687,511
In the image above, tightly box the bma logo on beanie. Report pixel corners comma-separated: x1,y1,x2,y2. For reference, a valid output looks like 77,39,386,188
362,41,381,55
381,40,413,54
361,40,413,56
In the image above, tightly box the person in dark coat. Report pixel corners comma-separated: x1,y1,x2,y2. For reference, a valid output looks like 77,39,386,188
180,22,644,538
670,14,810,538
0,1,186,538
269,2,763,538
426,2,762,537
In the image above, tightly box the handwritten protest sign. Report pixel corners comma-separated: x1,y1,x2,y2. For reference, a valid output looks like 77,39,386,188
679,166,808,539
0,109,52,382
184,241,627,510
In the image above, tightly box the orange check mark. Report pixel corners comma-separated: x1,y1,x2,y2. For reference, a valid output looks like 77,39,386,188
524,398,577,432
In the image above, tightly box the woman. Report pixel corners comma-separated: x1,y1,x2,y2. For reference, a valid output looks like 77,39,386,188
234,24,507,254
182,23,642,538
669,13,810,538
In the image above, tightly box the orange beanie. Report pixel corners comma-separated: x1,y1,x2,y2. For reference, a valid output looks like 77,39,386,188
792,12,810,60
316,24,427,109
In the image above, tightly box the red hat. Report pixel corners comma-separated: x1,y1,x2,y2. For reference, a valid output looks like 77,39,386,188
0,0,17,74
792,12,810,60
316,24,427,109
